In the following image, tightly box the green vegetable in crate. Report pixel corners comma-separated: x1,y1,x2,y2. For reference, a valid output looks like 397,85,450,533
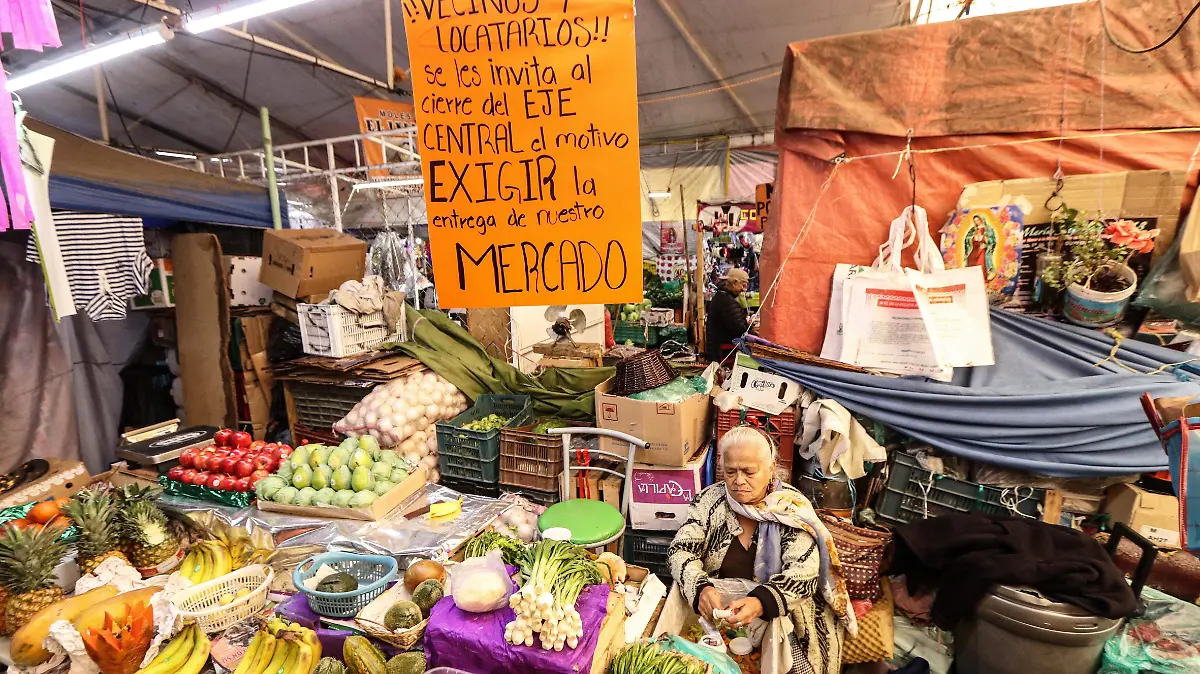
312,465,332,491
533,420,569,435
328,447,351,470
608,641,708,674
411,579,444,618
383,600,423,630
273,486,298,504
292,464,313,489
352,466,375,492
373,480,395,496
276,461,295,482
343,635,387,674
313,488,335,506
350,491,378,508
308,447,330,468
332,490,355,508
463,530,528,567
256,476,286,500
295,487,317,506
332,465,352,491
317,572,359,593
315,657,347,674
386,652,426,674
463,414,510,432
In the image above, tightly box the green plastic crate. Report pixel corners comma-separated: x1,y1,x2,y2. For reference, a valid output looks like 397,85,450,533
436,394,530,483
613,321,660,347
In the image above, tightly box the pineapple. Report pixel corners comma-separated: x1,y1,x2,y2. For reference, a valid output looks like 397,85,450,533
64,487,130,574
0,526,67,633
116,486,180,570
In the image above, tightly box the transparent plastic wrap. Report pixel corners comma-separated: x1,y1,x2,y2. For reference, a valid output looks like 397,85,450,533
449,548,512,613
628,376,707,402
368,228,408,292
1133,222,1200,324
1100,586,1200,674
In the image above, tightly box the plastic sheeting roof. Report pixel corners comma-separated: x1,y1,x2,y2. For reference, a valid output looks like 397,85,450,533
3,0,907,155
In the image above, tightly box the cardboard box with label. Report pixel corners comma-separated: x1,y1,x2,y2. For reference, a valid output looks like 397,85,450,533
595,378,710,466
629,446,708,531
727,353,803,414
1105,483,1181,549
226,256,275,307
259,228,367,298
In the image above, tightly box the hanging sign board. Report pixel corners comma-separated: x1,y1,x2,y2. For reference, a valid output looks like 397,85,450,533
402,0,642,308
755,182,773,232
660,221,685,255
353,97,418,180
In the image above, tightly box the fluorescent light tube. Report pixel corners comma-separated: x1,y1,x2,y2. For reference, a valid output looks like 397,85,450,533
7,26,171,92
353,177,424,190
647,191,672,199
185,0,323,34
155,149,197,159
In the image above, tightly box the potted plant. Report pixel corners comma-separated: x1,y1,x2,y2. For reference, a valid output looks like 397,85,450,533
1039,205,1159,327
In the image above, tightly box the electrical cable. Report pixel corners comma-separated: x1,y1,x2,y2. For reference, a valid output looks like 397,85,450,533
639,70,780,105
637,63,780,98
220,39,255,153
102,68,142,155
1100,0,1200,54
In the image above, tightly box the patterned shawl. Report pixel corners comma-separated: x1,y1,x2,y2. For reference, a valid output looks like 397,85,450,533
726,482,858,637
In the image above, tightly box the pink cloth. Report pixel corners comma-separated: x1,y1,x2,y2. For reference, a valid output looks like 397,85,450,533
0,0,59,231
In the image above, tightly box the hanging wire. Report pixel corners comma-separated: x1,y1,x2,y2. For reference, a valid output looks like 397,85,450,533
1100,0,1200,54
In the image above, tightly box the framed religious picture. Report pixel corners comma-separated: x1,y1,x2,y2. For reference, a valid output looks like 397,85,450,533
941,205,1024,300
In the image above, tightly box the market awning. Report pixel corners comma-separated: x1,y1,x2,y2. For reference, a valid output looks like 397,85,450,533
27,118,283,229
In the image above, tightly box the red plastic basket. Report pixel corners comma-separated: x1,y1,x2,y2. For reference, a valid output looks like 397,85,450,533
716,407,796,478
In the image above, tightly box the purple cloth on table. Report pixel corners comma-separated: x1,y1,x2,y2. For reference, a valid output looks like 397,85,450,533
277,590,406,658
425,584,611,674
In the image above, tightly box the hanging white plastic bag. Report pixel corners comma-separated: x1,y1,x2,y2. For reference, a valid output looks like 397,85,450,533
907,266,994,368
450,548,513,613
820,263,886,361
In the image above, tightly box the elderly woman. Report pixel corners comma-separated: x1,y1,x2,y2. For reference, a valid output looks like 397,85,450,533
668,426,856,674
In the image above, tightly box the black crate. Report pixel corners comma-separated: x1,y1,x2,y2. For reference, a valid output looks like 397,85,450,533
501,484,560,507
288,380,373,431
623,529,673,579
440,475,500,499
877,453,1044,524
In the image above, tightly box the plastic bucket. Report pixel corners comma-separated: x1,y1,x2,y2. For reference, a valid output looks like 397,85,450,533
1062,264,1137,328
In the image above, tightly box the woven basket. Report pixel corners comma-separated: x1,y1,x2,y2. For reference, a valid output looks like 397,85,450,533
610,350,679,395
354,578,430,649
172,564,274,634
820,513,891,601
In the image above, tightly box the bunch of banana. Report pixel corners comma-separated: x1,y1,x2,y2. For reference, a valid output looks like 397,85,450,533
178,540,234,585
134,624,211,674
235,618,320,674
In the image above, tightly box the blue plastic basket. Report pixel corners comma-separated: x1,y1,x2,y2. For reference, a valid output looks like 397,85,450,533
292,552,398,618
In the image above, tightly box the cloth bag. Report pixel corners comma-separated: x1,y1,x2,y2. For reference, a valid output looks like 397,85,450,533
836,206,993,377
819,513,892,601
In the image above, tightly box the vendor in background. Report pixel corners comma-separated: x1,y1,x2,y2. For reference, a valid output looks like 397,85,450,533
667,427,855,674
706,267,753,363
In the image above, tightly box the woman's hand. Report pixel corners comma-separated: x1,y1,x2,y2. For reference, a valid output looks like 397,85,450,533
698,586,725,620
728,597,764,627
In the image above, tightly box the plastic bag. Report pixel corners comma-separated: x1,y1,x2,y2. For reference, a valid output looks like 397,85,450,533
1099,586,1200,673
662,634,741,674
450,548,513,613
629,376,707,402
1133,221,1200,324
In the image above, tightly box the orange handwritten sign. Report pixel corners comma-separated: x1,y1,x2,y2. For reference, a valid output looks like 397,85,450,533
402,0,642,308
353,97,418,179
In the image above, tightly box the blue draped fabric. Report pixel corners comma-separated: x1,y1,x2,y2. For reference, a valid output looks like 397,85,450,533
754,309,1200,477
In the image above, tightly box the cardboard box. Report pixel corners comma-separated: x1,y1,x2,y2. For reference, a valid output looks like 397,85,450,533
256,466,428,521
629,446,708,531
226,256,274,307
0,459,90,508
259,228,367,298
131,258,175,309
1105,483,1182,549
727,353,803,414
595,378,710,467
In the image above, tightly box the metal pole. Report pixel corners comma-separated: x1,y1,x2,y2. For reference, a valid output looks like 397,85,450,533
93,67,110,144
327,142,343,231
384,0,395,90
261,107,283,229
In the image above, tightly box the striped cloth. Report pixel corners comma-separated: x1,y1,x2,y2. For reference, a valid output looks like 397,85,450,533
26,211,152,321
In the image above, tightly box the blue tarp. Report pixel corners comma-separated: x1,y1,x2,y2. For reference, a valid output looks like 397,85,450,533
754,309,1200,477
30,119,281,229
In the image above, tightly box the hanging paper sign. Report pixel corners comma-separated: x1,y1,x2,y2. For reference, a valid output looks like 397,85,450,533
402,0,642,308
755,182,773,232
353,97,418,180
660,221,685,255
940,205,1023,300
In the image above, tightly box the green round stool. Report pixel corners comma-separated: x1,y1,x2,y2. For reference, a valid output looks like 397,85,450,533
536,427,649,549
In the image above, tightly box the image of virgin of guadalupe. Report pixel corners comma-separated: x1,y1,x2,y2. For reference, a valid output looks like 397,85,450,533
964,213,998,280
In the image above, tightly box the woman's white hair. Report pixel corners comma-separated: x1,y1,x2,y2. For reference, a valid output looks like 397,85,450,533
717,425,777,466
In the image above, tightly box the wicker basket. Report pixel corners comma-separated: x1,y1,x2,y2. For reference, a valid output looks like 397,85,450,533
293,552,398,618
354,581,429,649
172,564,274,634
609,350,678,395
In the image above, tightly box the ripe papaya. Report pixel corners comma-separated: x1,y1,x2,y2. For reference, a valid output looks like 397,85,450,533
11,585,119,665
72,586,160,637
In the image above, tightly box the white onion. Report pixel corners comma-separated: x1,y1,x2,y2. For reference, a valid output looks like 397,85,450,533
406,406,422,422
429,468,440,483
414,417,429,431
379,403,393,417
402,423,414,438
423,373,438,385
404,451,421,464
411,430,427,445
426,436,438,450
420,454,438,471
516,522,535,542
425,404,440,419
378,417,394,432
365,411,378,425
400,439,416,454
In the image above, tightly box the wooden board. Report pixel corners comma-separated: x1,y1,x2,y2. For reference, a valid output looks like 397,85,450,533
590,589,627,674
256,467,428,521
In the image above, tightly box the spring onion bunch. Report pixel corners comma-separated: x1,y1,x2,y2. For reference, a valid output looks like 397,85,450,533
504,539,601,651
608,641,708,674
462,530,529,568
